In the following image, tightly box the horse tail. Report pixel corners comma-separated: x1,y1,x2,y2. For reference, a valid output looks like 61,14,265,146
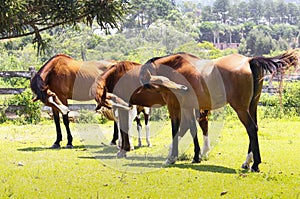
248,50,299,122
249,50,299,76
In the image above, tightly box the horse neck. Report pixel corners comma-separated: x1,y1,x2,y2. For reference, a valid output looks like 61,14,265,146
37,54,71,80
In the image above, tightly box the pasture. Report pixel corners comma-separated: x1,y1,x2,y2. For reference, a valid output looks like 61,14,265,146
0,115,300,198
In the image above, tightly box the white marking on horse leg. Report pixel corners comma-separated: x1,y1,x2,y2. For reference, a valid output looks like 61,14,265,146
48,96,70,115
242,152,253,169
145,124,152,147
202,135,210,159
144,107,151,115
137,124,142,147
128,107,137,150
166,136,182,164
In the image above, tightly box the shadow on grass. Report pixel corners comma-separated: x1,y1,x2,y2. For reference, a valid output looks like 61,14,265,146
17,144,101,152
167,163,237,174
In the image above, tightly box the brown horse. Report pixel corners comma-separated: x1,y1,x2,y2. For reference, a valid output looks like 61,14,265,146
30,54,157,149
93,60,211,163
30,54,117,148
138,50,298,172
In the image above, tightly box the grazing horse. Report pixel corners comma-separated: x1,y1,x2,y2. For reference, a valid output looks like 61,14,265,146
93,60,211,163
138,51,298,172
30,54,116,148
30,54,155,149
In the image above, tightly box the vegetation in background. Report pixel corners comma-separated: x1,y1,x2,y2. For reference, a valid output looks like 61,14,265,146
0,0,299,124
5,89,42,124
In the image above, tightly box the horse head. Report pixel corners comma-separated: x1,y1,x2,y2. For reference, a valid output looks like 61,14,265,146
139,67,188,93
94,85,132,111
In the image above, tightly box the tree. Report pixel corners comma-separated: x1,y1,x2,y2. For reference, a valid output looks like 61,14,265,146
0,0,126,52
248,0,263,24
263,0,276,25
239,28,276,56
212,0,230,23
123,0,176,29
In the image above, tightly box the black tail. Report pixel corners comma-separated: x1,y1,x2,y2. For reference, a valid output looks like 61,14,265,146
249,50,299,121
249,50,299,76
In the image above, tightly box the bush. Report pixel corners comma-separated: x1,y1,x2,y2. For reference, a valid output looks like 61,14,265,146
259,81,300,118
76,110,108,124
7,89,42,124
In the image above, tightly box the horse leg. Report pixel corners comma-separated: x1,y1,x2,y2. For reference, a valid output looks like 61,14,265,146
178,108,201,163
165,109,180,165
135,115,142,147
110,121,119,145
144,108,151,147
197,110,210,159
189,111,201,163
62,114,73,148
116,109,134,158
235,109,261,172
242,91,260,169
51,109,62,149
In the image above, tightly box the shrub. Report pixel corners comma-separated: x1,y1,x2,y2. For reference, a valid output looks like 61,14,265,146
7,89,42,124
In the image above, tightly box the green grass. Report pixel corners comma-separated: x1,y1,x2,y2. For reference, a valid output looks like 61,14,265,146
0,117,300,199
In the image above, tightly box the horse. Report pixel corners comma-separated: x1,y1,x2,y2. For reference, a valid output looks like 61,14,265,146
93,60,212,163
30,54,149,149
138,50,298,172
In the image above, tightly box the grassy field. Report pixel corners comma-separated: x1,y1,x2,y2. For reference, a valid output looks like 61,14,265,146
0,117,299,199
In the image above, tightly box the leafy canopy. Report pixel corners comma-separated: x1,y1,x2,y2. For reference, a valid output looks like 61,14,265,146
0,0,127,52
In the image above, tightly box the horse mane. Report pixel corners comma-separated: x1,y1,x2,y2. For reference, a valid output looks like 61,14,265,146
30,54,73,103
100,61,140,91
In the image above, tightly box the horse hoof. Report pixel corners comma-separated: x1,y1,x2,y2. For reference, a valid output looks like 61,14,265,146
164,156,177,165
241,163,250,170
251,166,260,173
201,154,209,161
117,150,127,158
110,141,117,146
50,143,60,149
192,158,201,163
66,144,73,149
147,143,152,148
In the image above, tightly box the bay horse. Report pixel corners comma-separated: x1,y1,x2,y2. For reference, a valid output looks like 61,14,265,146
93,60,212,163
138,50,298,172
30,54,148,149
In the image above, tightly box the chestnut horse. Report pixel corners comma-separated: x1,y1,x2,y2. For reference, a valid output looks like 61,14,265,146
30,54,148,148
138,51,298,172
93,60,211,163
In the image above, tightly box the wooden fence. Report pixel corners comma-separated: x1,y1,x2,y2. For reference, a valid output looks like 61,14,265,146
1,68,299,114
0,67,96,115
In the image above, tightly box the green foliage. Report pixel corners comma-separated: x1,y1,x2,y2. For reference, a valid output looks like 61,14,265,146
0,105,8,124
150,107,169,121
76,110,108,124
259,81,300,118
0,0,126,53
239,28,276,56
6,89,42,124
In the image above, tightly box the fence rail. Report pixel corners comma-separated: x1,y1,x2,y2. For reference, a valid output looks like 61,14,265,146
1,68,299,114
